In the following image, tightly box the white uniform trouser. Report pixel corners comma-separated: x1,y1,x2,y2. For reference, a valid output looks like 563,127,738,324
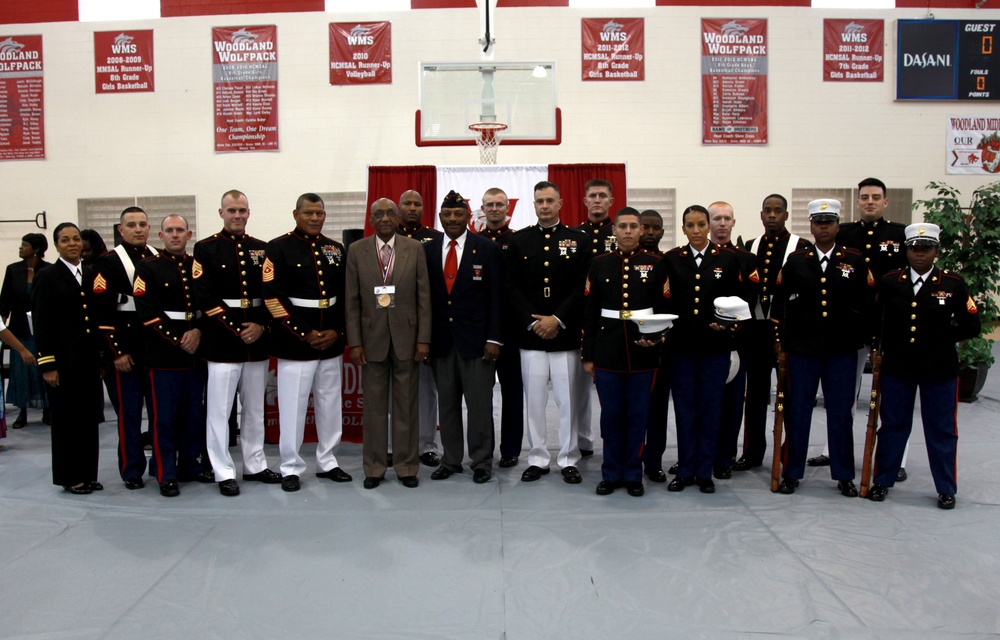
206,360,269,481
574,359,594,451
418,363,439,454
521,349,582,469
277,356,343,477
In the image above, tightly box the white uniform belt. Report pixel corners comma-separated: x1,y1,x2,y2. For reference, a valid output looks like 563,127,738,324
164,310,202,320
288,296,337,309
222,297,262,308
117,295,136,312
600,307,654,320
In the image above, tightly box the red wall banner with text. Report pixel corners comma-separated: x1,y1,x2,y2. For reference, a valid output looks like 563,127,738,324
95,30,154,93
330,22,391,85
823,19,884,82
701,18,767,145
0,34,44,161
212,25,278,152
582,18,644,81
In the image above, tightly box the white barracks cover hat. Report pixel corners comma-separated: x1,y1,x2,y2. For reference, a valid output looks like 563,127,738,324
905,223,941,246
807,198,841,222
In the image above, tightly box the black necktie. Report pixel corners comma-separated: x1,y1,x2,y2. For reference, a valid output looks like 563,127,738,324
913,276,923,294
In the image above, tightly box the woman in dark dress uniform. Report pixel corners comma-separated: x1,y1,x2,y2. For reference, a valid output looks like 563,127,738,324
31,223,104,494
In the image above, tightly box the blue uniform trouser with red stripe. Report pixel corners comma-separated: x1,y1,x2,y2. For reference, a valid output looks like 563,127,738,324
595,369,654,484
148,368,207,483
114,368,153,481
874,373,958,495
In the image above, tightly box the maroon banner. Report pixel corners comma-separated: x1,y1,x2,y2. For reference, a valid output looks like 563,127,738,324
701,18,767,145
0,34,44,161
581,18,644,81
330,22,391,85
212,25,278,152
823,19,884,82
95,30,154,93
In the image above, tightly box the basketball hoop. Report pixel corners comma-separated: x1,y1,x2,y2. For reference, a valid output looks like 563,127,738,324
469,122,507,165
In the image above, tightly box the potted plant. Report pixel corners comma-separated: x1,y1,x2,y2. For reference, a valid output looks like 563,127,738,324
913,180,1000,401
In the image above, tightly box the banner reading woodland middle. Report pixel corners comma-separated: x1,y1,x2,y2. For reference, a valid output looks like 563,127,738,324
212,25,278,152
701,18,768,145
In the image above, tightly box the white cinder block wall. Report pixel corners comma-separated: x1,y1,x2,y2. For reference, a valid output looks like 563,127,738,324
0,6,994,260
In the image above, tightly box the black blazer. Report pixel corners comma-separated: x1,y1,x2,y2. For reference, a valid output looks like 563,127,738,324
0,259,52,337
30,260,101,374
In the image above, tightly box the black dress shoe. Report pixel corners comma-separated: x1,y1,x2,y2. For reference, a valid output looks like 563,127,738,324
317,467,353,483
667,477,693,492
596,480,619,495
646,469,667,483
124,477,145,490
776,478,799,494
159,480,180,497
626,482,644,497
399,475,419,488
713,466,732,480
561,466,582,484
363,476,383,489
521,465,550,482
219,479,240,496
431,466,455,480
473,469,491,484
938,493,956,510
697,478,716,494
896,467,908,482
12,409,26,429
580,449,594,458
667,463,679,475
88,481,104,491
180,470,215,484
807,454,831,467
419,452,440,467
498,456,519,468
732,457,762,471
63,484,92,495
838,480,859,497
281,475,300,492
386,453,394,467
243,469,281,484
867,484,888,502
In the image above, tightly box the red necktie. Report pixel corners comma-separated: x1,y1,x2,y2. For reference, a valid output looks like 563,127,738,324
444,239,458,294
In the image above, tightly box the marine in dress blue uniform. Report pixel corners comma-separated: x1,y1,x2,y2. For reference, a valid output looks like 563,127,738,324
867,224,980,510
770,199,874,497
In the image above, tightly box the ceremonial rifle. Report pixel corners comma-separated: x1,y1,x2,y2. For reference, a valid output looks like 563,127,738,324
770,329,787,492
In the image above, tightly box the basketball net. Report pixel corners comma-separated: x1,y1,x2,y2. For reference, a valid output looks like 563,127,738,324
469,122,507,165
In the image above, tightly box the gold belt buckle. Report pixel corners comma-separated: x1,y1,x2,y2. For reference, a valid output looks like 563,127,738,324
185,312,194,321
620,310,632,320
543,287,551,298
240,298,250,309
318,298,330,309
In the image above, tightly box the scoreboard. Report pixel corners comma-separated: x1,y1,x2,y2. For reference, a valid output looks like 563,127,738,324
897,19,999,101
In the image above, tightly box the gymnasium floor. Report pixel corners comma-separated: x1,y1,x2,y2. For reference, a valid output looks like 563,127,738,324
1,364,998,639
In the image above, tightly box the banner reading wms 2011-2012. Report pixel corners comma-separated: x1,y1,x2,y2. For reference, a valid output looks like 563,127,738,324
701,18,767,145
212,25,278,152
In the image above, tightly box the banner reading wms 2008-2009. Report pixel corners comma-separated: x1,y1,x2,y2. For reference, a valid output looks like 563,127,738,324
701,18,768,145
212,25,278,152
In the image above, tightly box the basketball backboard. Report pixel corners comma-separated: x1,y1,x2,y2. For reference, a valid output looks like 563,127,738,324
416,62,561,147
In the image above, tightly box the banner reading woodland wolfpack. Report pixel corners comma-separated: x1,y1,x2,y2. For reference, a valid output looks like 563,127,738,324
823,19,884,82
0,34,44,161
701,18,767,145
95,30,154,93
581,18,644,81
212,25,278,152
330,22,391,85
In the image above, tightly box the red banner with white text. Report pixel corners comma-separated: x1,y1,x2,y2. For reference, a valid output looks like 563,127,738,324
0,34,44,160
330,22,392,85
581,18,644,81
701,18,767,145
212,25,278,152
95,30,154,93
823,19,884,82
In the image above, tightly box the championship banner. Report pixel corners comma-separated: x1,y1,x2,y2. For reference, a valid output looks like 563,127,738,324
823,19,884,82
95,30,154,93
581,18,644,82
947,115,1000,174
701,18,767,145
330,22,391,85
212,25,278,152
434,165,547,232
0,34,44,161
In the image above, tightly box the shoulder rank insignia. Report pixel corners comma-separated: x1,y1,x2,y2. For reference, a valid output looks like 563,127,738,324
93,273,107,294
192,260,203,279
133,276,147,296
262,258,275,283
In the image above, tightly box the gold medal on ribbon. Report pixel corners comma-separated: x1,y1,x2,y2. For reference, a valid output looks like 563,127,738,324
376,293,392,308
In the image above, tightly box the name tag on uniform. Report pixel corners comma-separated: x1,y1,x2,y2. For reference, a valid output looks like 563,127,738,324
374,285,395,309
472,265,483,281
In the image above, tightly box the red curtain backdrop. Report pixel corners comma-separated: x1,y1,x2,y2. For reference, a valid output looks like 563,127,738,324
547,163,627,227
365,165,437,237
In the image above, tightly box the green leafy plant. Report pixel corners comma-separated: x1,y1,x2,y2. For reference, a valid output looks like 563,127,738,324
913,181,1000,368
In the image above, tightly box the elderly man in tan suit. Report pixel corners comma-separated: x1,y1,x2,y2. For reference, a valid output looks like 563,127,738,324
346,197,432,489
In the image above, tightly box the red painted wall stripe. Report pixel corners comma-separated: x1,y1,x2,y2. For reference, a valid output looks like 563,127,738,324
160,0,323,18
497,0,569,7
411,0,477,8
0,0,77,25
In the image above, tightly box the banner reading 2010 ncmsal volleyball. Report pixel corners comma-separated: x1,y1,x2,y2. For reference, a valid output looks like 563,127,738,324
212,25,278,152
702,18,768,145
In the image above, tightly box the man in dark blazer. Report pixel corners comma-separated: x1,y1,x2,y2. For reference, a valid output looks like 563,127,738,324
424,190,503,484
346,198,432,489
